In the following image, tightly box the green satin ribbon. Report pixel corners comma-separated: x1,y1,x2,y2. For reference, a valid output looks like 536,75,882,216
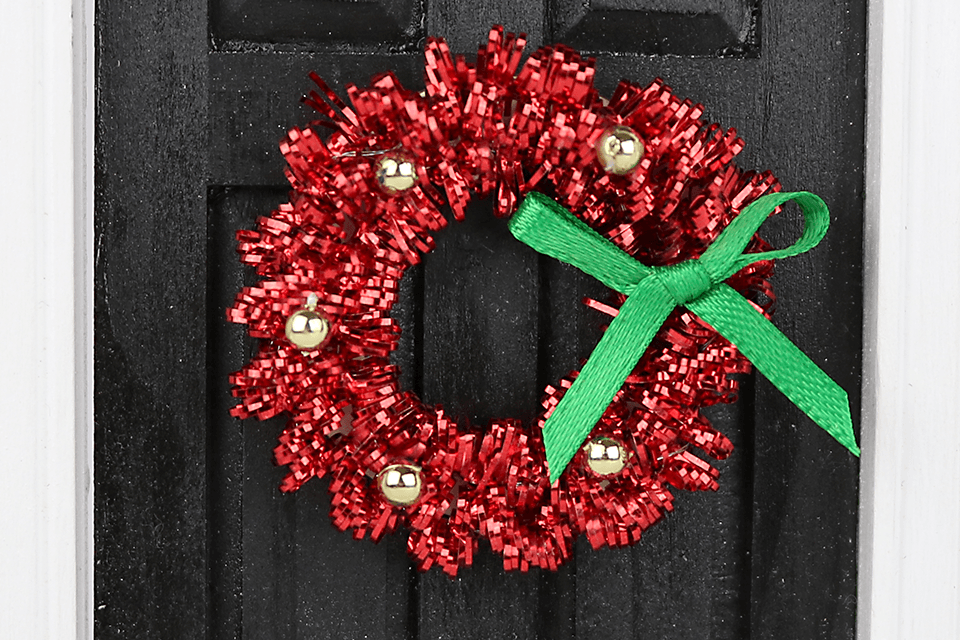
508,191,859,483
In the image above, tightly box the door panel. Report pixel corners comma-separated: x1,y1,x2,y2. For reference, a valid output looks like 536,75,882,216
97,1,864,637
551,0,760,56
212,0,425,46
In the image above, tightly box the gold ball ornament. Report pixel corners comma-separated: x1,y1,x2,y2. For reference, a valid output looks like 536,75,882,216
375,154,418,193
596,126,644,175
584,437,628,476
377,464,422,506
284,308,331,350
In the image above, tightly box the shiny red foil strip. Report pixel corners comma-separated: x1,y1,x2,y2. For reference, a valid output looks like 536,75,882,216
227,26,780,577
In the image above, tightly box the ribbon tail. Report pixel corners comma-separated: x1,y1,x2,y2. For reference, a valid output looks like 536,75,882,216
688,285,859,456
543,279,675,482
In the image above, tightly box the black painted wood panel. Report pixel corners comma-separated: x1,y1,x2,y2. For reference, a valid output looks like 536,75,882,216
95,0,209,637
211,0,424,49
429,0,545,53
550,0,760,56
97,0,865,637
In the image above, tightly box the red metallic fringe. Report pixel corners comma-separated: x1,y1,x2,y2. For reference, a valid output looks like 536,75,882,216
227,26,780,577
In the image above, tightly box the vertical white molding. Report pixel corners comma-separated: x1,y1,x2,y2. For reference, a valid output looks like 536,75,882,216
861,1,960,638
74,0,95,636
0,0,92,638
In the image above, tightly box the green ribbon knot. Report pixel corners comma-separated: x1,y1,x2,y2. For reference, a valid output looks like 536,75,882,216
508,191,859,483
654,260,712,304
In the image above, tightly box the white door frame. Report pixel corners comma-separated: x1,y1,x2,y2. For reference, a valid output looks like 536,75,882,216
1,0,956,638
859,1,960,637
0,0,93,638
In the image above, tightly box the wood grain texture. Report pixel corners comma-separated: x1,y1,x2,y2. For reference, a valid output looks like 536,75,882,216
94,0,209,636
747,1,864,636
97,0,865,637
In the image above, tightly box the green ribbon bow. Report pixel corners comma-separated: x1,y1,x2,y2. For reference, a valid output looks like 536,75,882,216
508,191,859,483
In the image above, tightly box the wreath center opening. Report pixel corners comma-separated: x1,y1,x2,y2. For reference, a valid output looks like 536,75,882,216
391,196,606,427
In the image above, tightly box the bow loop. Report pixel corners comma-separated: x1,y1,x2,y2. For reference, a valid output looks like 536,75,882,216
698,190,831,282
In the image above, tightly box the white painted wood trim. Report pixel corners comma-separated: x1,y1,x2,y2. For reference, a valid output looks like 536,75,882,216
860,0,960,638
0,0,93,638
75,0,95,635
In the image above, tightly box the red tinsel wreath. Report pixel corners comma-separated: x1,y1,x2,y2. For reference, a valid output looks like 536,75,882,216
227,26,780,576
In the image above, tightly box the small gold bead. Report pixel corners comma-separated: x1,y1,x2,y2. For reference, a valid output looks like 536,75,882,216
596,126,644,175
284,308,331,350
375,154,418,193
377,464,422,506
584,437,628,476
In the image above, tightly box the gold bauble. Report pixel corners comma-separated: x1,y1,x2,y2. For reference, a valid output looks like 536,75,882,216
584,437,628,476
284,309,331,350
595,126,644,175
377,464,422,506
375,154,418,193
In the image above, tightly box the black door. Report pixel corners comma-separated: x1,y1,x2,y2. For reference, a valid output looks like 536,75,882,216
96,1,864,638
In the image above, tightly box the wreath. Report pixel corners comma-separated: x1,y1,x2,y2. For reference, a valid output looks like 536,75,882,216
227,27,857,576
